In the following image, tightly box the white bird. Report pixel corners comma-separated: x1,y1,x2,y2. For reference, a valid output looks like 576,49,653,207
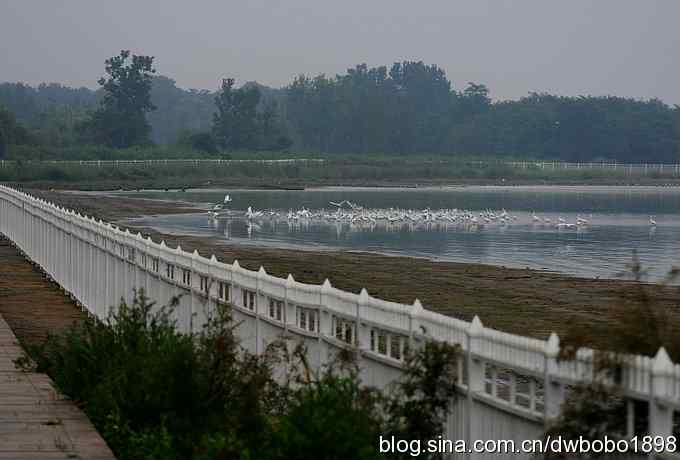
649,216,657,226
224,194,232,204
208,203,224,217
246,206,260,219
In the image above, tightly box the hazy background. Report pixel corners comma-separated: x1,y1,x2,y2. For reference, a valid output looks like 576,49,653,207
1,0,678,103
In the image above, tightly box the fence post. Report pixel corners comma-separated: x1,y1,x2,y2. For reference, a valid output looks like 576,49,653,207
409,299,423,351
543,332,564,425
191,250,200,334
209,254,219,323
124,229,133,306
283,274,292,334
174,244,184,328
256,266,266,355
144,236,152,299
649,347,674,447
357,288,368,355
466,316,484,460
320,278,332,368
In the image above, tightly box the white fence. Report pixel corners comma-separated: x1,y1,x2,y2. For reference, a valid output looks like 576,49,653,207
1,184,678,459
0,158,323,168
502,161,680,177
2,159,680,177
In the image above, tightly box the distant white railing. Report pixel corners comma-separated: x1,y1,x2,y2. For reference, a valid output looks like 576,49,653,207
0,158,323,168
0,184,677,459
1,159,680,177
501,161,680,177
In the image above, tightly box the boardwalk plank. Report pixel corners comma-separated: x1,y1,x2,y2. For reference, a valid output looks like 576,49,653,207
0,239,115,459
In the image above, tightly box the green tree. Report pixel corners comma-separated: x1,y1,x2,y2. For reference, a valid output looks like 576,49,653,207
177,130,218,154
0,104,32,157
257,99,292,151
148,76,215,145
79,50,156,148
456,82,491,119
0,83,40,123
212,78,262,151
213,78,292,150
286,75,328,152
0,125,6,159
388,61,452,154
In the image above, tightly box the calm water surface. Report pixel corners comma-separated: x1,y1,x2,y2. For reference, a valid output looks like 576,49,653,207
120,186,680,282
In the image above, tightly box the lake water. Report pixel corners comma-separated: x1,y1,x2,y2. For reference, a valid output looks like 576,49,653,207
121,186,680,282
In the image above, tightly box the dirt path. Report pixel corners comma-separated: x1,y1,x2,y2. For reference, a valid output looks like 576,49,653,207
0,238,88,349
24,190,680,351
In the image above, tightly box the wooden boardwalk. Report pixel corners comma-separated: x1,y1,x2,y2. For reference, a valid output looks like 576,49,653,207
0,314,115,459
0,240,115,459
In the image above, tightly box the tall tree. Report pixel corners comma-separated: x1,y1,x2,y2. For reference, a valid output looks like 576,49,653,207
78,50,156,148
0,104,31,157
388,61,453,154
459,82,491,116
147,75,215,145
212,78,260,150
0,124,6,159
254,98,291,151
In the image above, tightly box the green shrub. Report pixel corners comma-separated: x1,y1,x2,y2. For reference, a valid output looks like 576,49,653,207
32,290,460,460
272,371,384,460
34,293,205,458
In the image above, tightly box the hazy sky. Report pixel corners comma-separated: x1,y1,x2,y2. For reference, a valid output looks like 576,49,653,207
1,0,679,103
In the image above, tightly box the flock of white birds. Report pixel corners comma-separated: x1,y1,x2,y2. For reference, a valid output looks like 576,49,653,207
205,195,663,230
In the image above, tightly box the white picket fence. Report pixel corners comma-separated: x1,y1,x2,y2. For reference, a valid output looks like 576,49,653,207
2,159,680,177
1,184,679,459
502,161,680,177
0,158,323,168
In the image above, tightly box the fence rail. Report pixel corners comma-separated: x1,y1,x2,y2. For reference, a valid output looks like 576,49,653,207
1,158,680,177
0,184,677,459
0,158,323,168
502,161,680,176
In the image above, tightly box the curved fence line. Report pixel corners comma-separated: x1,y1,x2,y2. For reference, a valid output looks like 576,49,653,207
0,184,678,459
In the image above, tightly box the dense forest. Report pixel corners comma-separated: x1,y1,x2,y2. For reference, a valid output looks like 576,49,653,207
1,55,679,162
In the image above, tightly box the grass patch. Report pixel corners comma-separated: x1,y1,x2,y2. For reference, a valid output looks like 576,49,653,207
4,156,678,190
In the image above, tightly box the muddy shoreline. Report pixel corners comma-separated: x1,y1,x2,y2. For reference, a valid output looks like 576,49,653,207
0,238,88,349
27,189,680,350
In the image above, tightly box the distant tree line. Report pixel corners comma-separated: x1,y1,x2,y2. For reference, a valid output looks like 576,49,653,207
1,52,680,162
